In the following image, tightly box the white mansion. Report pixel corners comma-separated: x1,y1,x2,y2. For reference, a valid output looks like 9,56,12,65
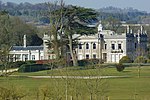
76,23,147,63
9,23,148,63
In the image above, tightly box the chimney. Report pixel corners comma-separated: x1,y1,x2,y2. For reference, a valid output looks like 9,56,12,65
23,35,27,47
140,26,143,33
127,25,130,33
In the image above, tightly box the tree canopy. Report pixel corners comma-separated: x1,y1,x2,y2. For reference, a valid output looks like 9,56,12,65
61,6,98,66
0,11,42,47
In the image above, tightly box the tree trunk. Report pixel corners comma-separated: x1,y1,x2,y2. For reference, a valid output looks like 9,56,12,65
52,26,60,59
54,41,60,59
68,34,78,66
90,93,93,100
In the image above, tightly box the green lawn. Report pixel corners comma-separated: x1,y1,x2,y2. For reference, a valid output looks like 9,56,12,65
0,66,150,100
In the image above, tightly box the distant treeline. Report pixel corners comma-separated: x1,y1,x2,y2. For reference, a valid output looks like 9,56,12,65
98,7,150,24
0,1,150,24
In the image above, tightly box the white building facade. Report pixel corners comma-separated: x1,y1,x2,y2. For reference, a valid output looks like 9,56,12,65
76,24,147,63
9,35,44,61
9,34,56,62
9,23,147,63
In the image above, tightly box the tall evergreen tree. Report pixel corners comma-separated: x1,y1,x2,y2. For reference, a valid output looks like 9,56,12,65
45,2,98,66
62,6,98,66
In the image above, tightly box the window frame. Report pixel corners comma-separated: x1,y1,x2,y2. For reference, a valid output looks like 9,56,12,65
111,44,115,50
104,44,107,50
93,54,96,59
86,43,89,49
93,43,96,49
86,54,89,59
32,55,35,60
79,43,82,49
118,44,122,49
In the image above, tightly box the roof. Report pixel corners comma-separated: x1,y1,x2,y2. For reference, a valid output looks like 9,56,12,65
11,46,43,51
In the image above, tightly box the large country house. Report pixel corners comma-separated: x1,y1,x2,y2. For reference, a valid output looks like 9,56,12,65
9,23,148,63
76,23,147,63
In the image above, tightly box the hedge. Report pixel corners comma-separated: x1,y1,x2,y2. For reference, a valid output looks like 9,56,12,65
78,59,99,66
18,64,50,73
10,61,26,68
10,61,36,68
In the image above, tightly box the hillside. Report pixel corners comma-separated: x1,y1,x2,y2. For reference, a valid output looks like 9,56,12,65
97,6,150,24
0,1,150,24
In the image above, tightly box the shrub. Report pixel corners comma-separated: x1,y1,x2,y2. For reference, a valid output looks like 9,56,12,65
115,63,125,72
134,56,147,63
52,58,67,68
18,64,50,72
10,61,26,68
119,56,132,63
78,59,99,66
10,60,36,68
146,59,150,63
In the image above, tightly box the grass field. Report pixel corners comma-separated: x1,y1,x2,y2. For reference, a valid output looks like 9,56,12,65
0,66,150,100
13,65,150,77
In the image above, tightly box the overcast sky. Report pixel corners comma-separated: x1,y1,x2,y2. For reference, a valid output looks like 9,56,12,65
1,0,150,13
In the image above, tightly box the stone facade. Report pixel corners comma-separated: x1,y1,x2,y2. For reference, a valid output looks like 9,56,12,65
76,24,147,63
10,34,56,62
9,35,44,61
9,23,148,63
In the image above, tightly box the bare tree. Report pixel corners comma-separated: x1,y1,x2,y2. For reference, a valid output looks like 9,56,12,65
45,0,67,60
0,84,28,100
84,68,108,100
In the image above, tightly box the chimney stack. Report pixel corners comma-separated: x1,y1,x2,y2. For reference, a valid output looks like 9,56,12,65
23,35,27,48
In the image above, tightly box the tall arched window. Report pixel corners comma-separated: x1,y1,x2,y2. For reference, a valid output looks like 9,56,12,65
79,43,82,49
86,43,89,49
93,43,96,49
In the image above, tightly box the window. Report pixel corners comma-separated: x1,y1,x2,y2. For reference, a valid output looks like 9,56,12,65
93,43,96,49
16,54,21,60
86,54,89,59
104,44,107,50
48,55,50,59
111,44,115,50
79,43,82,49
86,43,89,49
118,44,122,49
22,54,28,61
32,55,35,60
93,54,96,59
135,43,137,48
41,56,43,60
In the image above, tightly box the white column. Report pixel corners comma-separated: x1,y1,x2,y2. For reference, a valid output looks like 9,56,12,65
90,42,93,59
21,54,23,61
